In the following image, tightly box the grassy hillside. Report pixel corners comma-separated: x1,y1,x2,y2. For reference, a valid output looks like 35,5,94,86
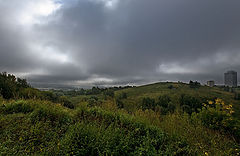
1,81,240,155
0,99,194,155
115,82,240,115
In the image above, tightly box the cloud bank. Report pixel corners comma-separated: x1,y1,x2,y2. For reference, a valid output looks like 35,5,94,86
0,0,240,88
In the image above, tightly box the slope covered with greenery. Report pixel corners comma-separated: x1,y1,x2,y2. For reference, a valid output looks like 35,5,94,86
0,73,240,155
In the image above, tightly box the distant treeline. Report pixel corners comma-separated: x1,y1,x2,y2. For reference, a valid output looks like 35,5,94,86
52,86,136,97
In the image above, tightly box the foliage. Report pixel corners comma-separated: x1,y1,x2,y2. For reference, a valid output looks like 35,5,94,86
189,80,201,88
116,98,124,109
234,92,240,100
87,96,102,107
195,98,240,142
58,96,74,109
72,106,191,155
155,95,175,114
103,89,115,98
0,72,30,99
0,100,192,155
140,96,175,114
159,112,239,155
141,97,155,110
119,92,128,99
179,94,202,114
0,100,34,114
30,105,72,127
168,85,174,89
1,81,240,155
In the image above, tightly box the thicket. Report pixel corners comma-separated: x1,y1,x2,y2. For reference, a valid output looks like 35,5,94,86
0,100,192,155
194,98,240,142
0,72,30,99
0,72,74,109
189,80,201,88
140,95,175,115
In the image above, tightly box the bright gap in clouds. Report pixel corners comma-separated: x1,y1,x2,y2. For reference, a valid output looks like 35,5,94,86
31,44,71,64
104,0,118,9
92,0,118,9
158,63,197,74
40,47,70,64
19,0,61,25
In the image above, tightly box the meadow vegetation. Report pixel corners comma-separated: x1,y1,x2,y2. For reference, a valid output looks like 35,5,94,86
0,73,240,155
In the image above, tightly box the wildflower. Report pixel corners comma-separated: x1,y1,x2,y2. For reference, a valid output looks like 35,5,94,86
208,101,213,105
215,98,221,104
205,152,209,155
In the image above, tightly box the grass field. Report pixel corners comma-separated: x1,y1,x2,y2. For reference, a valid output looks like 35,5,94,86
1,82,240,155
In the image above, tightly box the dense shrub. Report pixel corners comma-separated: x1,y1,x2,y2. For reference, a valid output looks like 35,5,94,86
116,98,124,109
179,94,202,114
194,98,240,142
119,92,127,99
30,105,72,127
103,89,115,98
58,96,74,109
168,85,174,89
189,80,201,88
140,96,175,114
156,95,175,114
234,92,240,100
141,97,155,110
0,72,30,99
61,107,191,155
1,100,34,114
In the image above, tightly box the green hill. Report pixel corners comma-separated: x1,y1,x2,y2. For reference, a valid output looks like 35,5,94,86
115,82,240,115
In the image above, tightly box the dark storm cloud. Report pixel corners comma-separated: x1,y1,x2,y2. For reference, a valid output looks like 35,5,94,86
0,0,240,87
0,6,34,72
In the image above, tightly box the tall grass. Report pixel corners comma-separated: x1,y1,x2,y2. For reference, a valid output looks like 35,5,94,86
158,112,239,155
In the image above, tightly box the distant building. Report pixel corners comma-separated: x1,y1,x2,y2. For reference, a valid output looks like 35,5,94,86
224,70,237,87
207,80,215,87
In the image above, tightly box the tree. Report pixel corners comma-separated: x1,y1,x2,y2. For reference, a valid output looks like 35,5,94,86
179,94,202,114
189,80,201,88
157,95,171,108
141,97,155,110
103,89,114,99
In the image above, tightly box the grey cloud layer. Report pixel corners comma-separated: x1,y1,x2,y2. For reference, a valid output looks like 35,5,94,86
0,0,240,87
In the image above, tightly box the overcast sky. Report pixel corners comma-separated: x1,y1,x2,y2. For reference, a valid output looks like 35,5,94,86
0,0,240,88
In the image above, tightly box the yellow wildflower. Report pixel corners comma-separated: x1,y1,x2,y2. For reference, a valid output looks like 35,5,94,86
208,101,213,105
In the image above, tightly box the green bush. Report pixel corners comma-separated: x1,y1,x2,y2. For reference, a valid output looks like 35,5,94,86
1,100,34,114
119,92,127,99
30,105,72,127
179,94,202,114
58,96,74,109
141,97,155,110
116,98,124,109
189,80,201,88
194,98,240,142
156,95,175,114
103,89,115,98
59,111,191,155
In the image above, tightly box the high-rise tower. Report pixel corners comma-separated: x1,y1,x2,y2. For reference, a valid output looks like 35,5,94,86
224,71,237,87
